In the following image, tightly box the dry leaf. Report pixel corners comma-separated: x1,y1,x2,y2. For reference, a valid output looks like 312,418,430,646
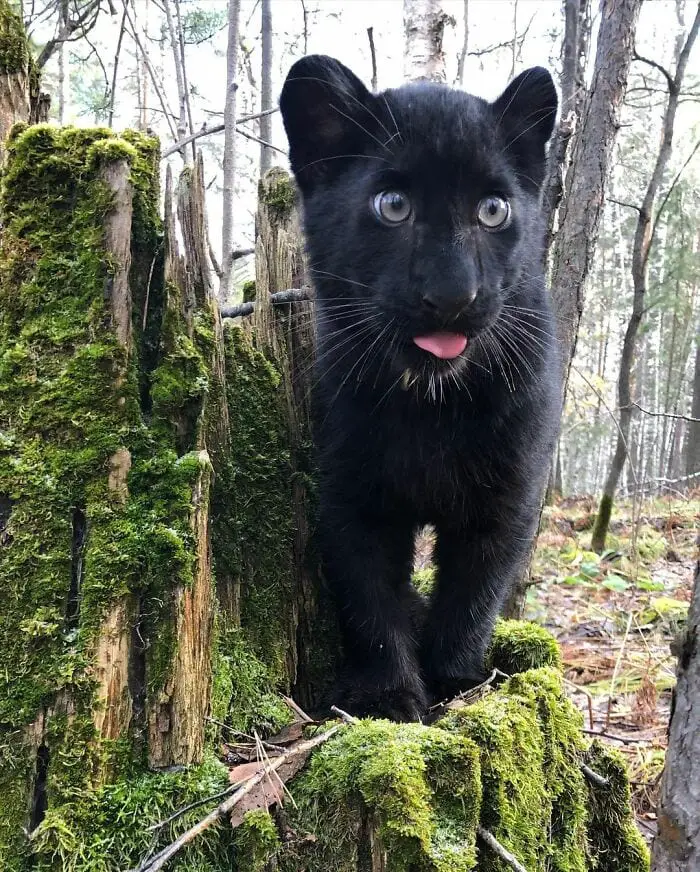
229,761,266,784
266,720,307,746
230,749,312,827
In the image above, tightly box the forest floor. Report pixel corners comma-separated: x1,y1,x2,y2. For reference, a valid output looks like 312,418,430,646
522,492,698,844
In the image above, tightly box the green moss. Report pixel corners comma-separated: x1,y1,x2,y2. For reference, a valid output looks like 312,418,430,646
0,123,222,866
86,138,139,169
0,0,29,75
488,619,562,674
233,810,281,872
261,168,296,222
216,324,294,687
31,754,235,872
280,720,481,872
591,493,613,554
241,279,256,303
212,625,291,737
586,742,650,872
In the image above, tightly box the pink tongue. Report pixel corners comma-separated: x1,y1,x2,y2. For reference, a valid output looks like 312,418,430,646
413,332,467,359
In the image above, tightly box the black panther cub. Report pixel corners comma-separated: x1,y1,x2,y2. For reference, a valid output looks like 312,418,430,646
280,55,560,721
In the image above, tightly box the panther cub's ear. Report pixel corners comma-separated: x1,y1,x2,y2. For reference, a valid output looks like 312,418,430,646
280,55,380,194
492,67,558,189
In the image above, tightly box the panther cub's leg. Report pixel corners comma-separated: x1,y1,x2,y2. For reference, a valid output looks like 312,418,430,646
320,508,427,721
421,519,529,703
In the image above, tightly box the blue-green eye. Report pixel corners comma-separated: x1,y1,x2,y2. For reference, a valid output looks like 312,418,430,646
372,190,412,225
477,195,511,230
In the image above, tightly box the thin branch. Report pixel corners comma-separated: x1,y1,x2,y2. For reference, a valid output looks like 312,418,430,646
300,0,308,54
160,109,282,159
650,138,700,244
236,126,287,155
366,27,378,91
122,0,178,141
133,726,340,872
477,826,527,872
607,197,642,213
632,402,700,423
36,0,100,68
581,763,611,789
146,785,238,833
107,3,127,126
220,289,308,319
633,49,676,92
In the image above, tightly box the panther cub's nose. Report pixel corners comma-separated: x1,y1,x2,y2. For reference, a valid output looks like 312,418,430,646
421,286,478,318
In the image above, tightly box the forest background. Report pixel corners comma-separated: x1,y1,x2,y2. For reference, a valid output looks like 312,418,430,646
6,0,700,862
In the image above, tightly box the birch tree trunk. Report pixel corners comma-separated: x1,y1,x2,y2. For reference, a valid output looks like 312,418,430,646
220,0,242,302
403,0,454,82
259,0,273,177
591,3,700,552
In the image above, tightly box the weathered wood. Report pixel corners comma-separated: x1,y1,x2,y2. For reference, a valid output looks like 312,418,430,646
147,157,221,768
651,562,700,870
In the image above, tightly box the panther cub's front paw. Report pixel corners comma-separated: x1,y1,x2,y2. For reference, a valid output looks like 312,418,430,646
335,672,428,722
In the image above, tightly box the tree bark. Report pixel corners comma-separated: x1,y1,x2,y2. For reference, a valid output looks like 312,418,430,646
403,0,454,83
549,0,642,383
259,0,273,177
592,2,700,552
220,0,242,301
542,0,591,256
503,0,634,619
455,0,469,86
651,562,700,870
685,341,700,480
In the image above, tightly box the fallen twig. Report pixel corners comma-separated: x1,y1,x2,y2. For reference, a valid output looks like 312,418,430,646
427,668,506,720
132,726,339,872
281,695,314,723
581,763,611,789
330,705,359,724
146,785,238,832
477,825,528,872
581,727,654,746
220,289,309,319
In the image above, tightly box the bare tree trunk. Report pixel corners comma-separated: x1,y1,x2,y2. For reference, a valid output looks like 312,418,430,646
220,0,242,302
542,0,591,254
591,3,700,553
651,562,700,870
403,0,454,82
107,4,127,128
685,340,700,479
503,0,637,620
163,0,192,162
509,0,518,79
550,0,641,382
455,0,468,86
259,0,273,177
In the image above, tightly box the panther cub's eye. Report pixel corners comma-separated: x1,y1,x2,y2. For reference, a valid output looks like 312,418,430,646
372,190,412,225
477,195,511,230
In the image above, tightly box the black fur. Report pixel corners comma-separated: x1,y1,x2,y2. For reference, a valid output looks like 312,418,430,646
280,56,560,721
